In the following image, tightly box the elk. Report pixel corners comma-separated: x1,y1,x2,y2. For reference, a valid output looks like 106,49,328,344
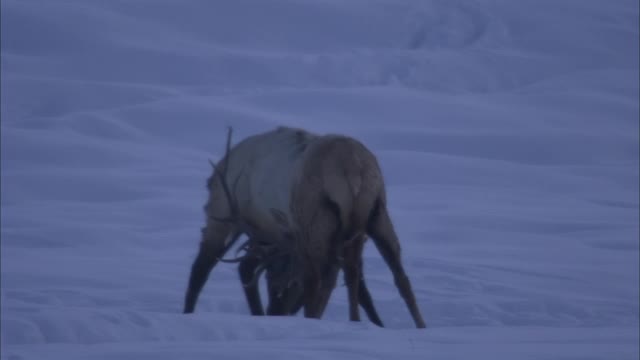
258,131,426,328
183,126,384,326
183,126,426,328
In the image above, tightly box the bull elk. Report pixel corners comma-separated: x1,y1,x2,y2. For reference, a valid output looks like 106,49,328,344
183,126,426,329
183,126,383,324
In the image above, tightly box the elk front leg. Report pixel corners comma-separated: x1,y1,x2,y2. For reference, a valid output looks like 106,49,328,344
184,223,235,314
302,269,325,319
238,255,265,316
343,235,384,327
265,269,289,316
303,261,340,319
316,262,341,317
367,201,426,328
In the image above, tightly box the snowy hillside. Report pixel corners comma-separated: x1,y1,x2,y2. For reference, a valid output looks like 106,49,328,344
1,0,638,359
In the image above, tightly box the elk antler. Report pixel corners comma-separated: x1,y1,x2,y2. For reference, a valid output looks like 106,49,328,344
208,127,241,224
205,127,253,260
218,236,279,264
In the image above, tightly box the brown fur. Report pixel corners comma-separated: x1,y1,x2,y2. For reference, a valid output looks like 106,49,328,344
274,134,426,328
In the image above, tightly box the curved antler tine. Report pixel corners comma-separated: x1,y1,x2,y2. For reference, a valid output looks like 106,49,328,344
241,252,278,288
219,243,259,264
243,246,297,290
218,252,253,264
216,127,233,173
211,127,240,218
225,126,233,162
209,215,234,223
234,237,253,256
220,231,243,253
243,261,270,288
220,234,276,265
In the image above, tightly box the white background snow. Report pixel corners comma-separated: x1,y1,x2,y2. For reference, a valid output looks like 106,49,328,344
1,0,638,359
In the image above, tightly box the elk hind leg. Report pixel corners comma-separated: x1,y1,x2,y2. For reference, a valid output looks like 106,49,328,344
353,249,384,327
345,235,384,327
367,200,426,328
343,235,365,322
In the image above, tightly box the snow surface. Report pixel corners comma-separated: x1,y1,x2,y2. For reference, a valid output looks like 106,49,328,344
1,0,638,359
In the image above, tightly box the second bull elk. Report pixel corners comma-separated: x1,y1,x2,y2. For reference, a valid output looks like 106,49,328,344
183,126,426,329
